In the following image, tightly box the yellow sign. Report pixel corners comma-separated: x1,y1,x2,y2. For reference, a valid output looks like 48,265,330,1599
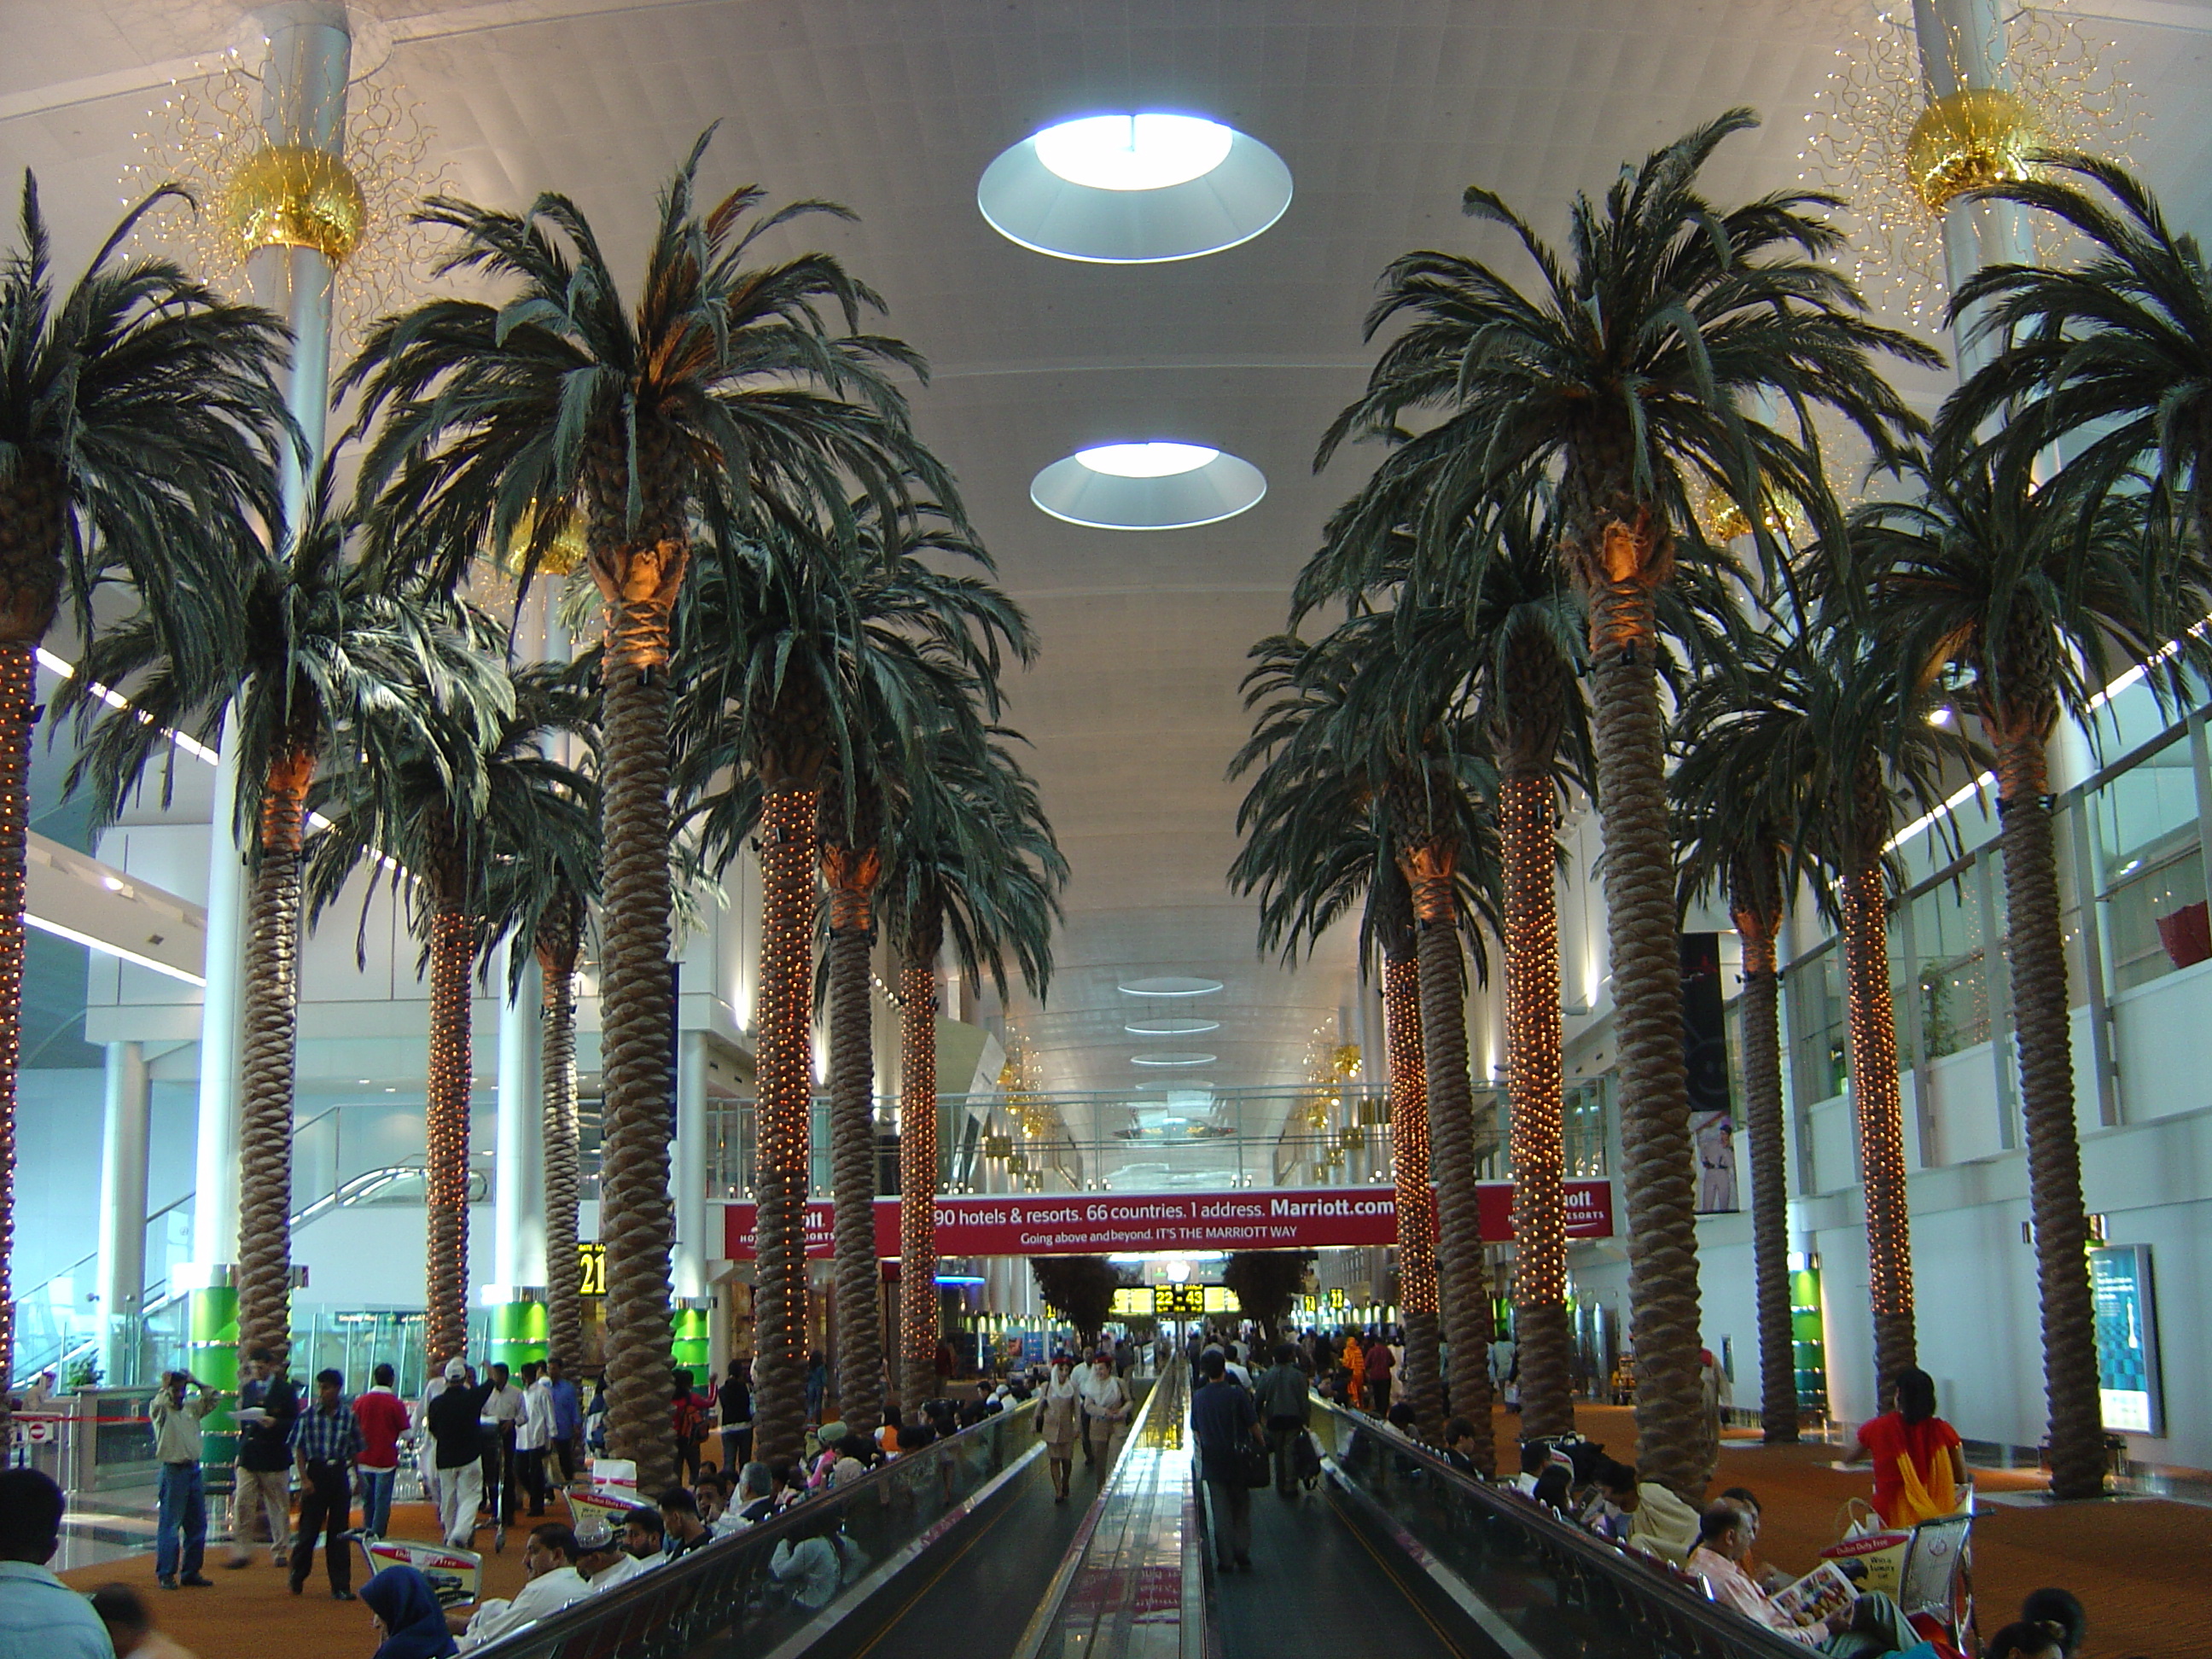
1152,1284,1206,1318
1326,1287,1346,1309
1202,1286,1236,1313
578,1243,606,1298
1110,1287,1152,1316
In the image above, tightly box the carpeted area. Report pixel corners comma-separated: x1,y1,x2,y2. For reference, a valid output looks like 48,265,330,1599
59,1499,542,1659
1506,1406,2209,1659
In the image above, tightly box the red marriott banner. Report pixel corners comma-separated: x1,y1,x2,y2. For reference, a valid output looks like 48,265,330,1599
718,1180,1612,1261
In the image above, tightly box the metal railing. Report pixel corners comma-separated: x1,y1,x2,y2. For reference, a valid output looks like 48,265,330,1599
1013,1358,1199,1659
1311,1399,1811,1659
473,1400,1044,1658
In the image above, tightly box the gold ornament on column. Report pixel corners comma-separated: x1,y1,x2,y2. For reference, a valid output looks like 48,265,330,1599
222,143,366,262
1798,0,2140,323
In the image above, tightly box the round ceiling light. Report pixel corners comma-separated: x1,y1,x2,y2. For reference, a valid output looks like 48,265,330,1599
1124,1018,1221,1036
1132,1052,1217,1067
978,112,1292,263
1117,976,1224,997
1031,445,1266,532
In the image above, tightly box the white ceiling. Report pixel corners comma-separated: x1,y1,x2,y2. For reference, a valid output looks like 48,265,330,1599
5,0,2211,1095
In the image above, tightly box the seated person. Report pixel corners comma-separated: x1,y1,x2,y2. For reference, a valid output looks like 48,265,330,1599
876,1406,903,1458
1718,1486,1788,1592
622,1506,667,1565
1382,1402,1418,1440
1984,1622,2068,1659
449,1523,588,1650
90,1584,197,1659
1685,1504,1838,1646
2018,1590,2086,1658
1826,1593,1914,1659
1590,1460,1699,1564
694,1478,727,1532
1530,1465,1574,1516
1441,1417,1482,1476
896,1421,934,1455
727,1463,777,1530
768,1514,862,1612
659,1487,714,1559
575,1520,654,1596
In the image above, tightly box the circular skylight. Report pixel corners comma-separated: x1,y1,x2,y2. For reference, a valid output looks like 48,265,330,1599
1033,114,1234,192
1032,445,1266,532
978,114,1292,263
1132,1052,1217,1068
1118,976,1224,997
1078,441,1219,478
1125,1018,1221,1036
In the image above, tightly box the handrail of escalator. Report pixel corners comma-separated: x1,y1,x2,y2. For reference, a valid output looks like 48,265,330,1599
1011,1357,1201,1659
1309,1396,1813,1659
471,1395,1041,1659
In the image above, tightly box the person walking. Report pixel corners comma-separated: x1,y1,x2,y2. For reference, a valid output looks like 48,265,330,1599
1076,1354,1129,1477
1363,1332,1394,1419
803,1354,829,1425
225,1348,296,1569
1037,1358,1081,1502
715,1362,753,1475
669,1371,713,1483
286,1369,361,1600
1190,1350,1261,1573
479,1365,525,1545
543,1358,580,1487
146,1371,217,1588
353,1365,411,1540
1253,1345,1311,1499
428,1359,495,1549
517,1363,554,1517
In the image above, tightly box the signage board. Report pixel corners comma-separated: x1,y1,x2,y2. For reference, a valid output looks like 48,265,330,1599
719,1179,1614,1260
2091,1243,2163,1435
577,1243,606,1298
361,1539,482,1610
1152,1284,1206,1318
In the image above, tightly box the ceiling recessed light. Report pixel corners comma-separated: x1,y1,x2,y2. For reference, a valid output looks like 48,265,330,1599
978,114,1292,263
1125,1018,1221,1036
1118,976,1224,997
1033,114,1234,192
1132,1052,1217,1067
1076,441,1219,478
1032,447,1265,531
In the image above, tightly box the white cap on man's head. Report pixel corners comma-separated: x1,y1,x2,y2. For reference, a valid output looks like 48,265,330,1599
445,1357,467,1381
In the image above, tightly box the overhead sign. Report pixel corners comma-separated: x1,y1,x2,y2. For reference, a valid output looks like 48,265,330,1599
577,1243,606,1298
1153,1284,1206,1318
718,1181,1615,1261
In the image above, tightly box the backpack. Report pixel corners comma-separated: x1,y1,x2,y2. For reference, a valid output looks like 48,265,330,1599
675,1391,711,1442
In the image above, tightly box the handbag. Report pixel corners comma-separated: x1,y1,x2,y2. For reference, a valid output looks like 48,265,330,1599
1238,1438,1272,1490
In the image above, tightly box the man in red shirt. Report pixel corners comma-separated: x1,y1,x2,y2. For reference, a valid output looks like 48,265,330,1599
353,1364,412,1539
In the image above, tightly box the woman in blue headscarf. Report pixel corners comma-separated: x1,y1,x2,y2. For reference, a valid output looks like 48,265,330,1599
362,1564,459,1659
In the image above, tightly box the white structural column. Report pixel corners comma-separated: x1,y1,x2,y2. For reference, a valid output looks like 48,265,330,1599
674,1031,709,1299
494,936,548,1298
96,1042,150,1382
187,4,352,1294
1912,0,2034,375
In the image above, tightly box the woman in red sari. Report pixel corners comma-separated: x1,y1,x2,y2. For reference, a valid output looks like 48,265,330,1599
1842,1366,1967,1526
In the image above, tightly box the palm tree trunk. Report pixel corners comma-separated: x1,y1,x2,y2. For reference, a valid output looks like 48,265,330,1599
751,783,818,1472
1404,853,1496,1463
1382,954,1442,1444
537,903,585,1373
824,849,883,1438
1585,559,1705,1499
1732,898,1798,1444
0,641,35,1425
424,905,476,1367
1841,835,1915,1394
1501,772,1574,1441
597,573,684,1493
897,923,942,1413
235,747,314,1365
1991,723,2104,1501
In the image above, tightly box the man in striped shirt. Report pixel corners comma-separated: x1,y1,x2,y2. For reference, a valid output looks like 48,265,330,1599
287,1369,362,1601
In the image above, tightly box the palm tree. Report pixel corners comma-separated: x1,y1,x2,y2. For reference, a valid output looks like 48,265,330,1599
819,764,886,1435
1937,158,2212,1501
1670,668,1812,1447
61,473,497,1370
0,174,291,1402
670,507,1032,1469
1851,450,2205,1499
1318,110,1938,1493
1677,614,1968,1423
878,718,1063,1413
341,130,949,1474
1231,623,1499,1451
307,649,595,1364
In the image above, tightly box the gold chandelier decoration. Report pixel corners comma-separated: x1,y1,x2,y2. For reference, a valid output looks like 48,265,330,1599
126,49,447,351
1799,1,2141,326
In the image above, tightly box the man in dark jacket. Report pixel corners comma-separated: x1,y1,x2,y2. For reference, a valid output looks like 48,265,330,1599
226,1348,297,1569
1253,1345,1312,1498
427,1358,495,1548
1189,1350,1262,1572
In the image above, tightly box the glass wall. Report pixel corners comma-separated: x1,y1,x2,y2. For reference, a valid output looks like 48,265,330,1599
2085,731,2207,992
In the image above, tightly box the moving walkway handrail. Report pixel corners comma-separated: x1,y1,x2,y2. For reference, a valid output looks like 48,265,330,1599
472,1396,1039,1659
1312,1397,1813,1659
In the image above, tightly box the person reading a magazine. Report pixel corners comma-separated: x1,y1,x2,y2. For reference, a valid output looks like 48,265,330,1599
1837,1367,1967,1528
1685,1504,1848,1644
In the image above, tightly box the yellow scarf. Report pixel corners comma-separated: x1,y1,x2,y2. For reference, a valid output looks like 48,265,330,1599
1891,1439,1958,1525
